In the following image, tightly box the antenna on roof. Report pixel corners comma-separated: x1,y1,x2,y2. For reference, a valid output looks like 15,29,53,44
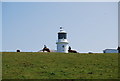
60,26,64,32
60,26,62,29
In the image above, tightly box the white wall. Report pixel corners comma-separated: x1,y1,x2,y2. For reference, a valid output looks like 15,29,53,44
57,43,68,53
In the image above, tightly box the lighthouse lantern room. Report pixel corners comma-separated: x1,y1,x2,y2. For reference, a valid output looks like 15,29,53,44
56,27,69,53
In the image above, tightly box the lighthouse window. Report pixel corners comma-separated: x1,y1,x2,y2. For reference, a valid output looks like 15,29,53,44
62,45,64,48
58,33,66,39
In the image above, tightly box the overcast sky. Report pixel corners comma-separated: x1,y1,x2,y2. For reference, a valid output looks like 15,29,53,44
2,2,118,53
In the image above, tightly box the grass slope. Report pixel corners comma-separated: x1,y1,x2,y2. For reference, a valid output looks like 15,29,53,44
2,52,118,79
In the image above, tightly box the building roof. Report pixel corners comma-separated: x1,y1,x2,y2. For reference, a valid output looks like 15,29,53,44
58,27,66,33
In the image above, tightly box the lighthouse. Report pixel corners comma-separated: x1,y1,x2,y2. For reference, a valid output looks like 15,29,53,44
56,27,69,53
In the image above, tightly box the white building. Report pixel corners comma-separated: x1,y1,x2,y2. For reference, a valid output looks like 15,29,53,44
103,49,118,53
56,27,69,53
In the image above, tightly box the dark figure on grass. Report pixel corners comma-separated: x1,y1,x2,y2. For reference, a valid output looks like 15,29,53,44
68,46,77,53
42,45,50,52
117,46,120,53
16,50,20,52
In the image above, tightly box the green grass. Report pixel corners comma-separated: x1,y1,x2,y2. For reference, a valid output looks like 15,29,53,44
2,52,118,79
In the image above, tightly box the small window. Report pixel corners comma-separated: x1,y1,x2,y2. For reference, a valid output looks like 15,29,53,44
58,33,67,39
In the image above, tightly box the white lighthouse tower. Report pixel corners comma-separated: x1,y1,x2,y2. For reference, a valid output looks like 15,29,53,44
56,27,69,53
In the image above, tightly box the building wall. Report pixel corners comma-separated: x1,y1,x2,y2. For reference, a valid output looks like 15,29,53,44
57,43,68,53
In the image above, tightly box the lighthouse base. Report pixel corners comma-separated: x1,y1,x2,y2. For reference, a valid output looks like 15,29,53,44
56,43,68,53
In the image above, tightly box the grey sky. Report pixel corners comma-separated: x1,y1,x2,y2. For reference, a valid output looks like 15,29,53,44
2,2,118,53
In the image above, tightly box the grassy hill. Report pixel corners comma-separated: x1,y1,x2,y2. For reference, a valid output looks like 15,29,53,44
2,52,118,79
